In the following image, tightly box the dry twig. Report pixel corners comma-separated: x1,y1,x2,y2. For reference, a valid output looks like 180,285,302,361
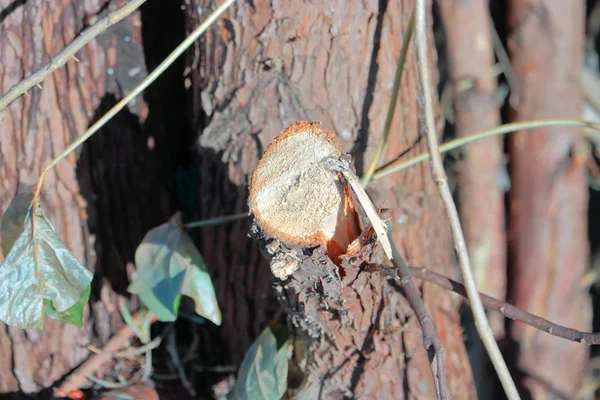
166,329,196,397
391,249,449,399
53,311,157,397
0,0,147,113
414,1,520,399
408,266,600,345
373,119,600,181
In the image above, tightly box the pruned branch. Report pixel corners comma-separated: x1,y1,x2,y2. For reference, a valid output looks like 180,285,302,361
414,1,520,399
0,0,148,113
323,157,450,399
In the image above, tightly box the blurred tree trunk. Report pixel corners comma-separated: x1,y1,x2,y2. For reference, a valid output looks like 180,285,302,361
437,1,505,397
506,0,591,398
0,0,164,394
437,0,506,328
185,1,475,398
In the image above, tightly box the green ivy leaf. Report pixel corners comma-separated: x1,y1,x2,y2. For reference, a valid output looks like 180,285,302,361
229,324,289,400
137,270,185,322
128,212,221,325
0,198,93,329
138,290,182,322
44,286,90,328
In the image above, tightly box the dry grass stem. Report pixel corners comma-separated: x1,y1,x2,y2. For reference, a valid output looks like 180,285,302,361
414,1,520,398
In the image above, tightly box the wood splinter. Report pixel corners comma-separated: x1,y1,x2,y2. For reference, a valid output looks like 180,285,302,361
249,121,450,398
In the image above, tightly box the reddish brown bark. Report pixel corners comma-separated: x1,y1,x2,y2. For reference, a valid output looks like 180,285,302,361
437,0,506,334
507,1,591,398
0,0,148,393
185,0,475,398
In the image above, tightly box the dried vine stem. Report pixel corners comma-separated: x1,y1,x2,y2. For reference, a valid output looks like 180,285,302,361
184,212,249,229
372,118,600,181
0,0,148,113
322,157,449,400
29,0,236,243
391,247,449,399
361,9,415,186
408,266,600,345
414,1,520,399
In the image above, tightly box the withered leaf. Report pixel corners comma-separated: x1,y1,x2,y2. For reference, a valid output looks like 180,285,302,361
0,197,93,329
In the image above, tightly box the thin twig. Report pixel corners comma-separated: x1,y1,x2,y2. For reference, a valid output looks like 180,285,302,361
414,1,520,399
407,266,600,345
391,248,449,399
85,374,132,389
372,119,600,181
0,0,148,113
183,212,249,229
361,10,415,186
113,337,161,358
142,346,153,382
321,157,449,399
166,329,196,397
120,303,149,343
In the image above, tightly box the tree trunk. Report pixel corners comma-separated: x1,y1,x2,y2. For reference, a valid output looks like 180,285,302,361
185,1,475,398
0,0,162,394
506,0,591,398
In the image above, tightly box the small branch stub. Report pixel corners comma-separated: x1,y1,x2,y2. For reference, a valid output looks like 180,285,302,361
249,121,360,278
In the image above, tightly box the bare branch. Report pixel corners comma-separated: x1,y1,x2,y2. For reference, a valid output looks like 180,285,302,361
414,1,520,399
408,266,600,345
0,0,148,113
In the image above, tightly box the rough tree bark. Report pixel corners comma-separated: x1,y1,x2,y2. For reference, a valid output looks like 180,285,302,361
185,1,475,398
0,0,154,394
507,0,591,398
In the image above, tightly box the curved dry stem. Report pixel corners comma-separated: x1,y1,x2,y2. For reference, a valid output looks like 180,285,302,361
361,9,415,187
414,1,520,399
372,119,600,181
0,0,148,113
